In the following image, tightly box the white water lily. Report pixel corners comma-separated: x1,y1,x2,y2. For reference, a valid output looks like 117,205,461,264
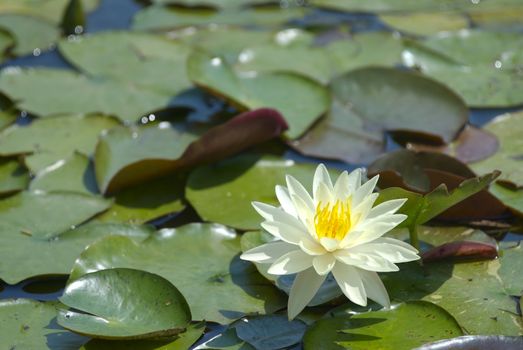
240,164,420,319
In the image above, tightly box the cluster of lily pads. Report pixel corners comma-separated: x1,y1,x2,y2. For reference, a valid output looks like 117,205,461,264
0,0,522,349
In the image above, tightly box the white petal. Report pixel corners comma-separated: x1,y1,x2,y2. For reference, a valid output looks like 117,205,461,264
288,268,326,320
332,263,367,306
312,254,336,275
314,182,333,207
261,220,310,246
240,241,296,263
344,214,407,248
333,171,350,200
366,198,407,220
299,240,326,256
268,250,313,275
346,168,363,195
351,238,420,263
351,192,379,225
286,175,314,211
313,164,333,200
252,202,304,232
359,269,390,308
319,237,340,252
275,185,297,217
335,250,399,272
352,175,379,207
290,193,316,235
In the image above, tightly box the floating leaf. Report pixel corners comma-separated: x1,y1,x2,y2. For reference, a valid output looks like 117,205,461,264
0,191,110,239
186,154,320,230
0,114,120,172
414,335,523,350
379,12,468,36
421,241,498,262
292,67,468,163
59,268,191,339
80,322,205,350
194,327,254,350
0,14,59,56
59,31,192,95
0,67,171,122
498,242,523,296
469,7,523,31
188,50,329,139
0,28,13,62
0,222,153,284
0,158,29,195
151,0,272,9
0,299,87,349
68,223,286,324
0,0,99,24
93,123,196,194
132,5,307,31
490,183,523,216
303,301,463,350
470,111,523,188
235,315,306,350
30,152,97,194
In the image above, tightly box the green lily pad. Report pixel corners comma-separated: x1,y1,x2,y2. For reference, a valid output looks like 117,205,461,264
379,12,468,36
0,222,153,284
186,154,320,230
93,123,197,194
0,0,100,24
95,174,186,224
188,49,329,139
0,28,13,61
0,114,120,172
498,242,523,296
402,31,523,107
0,190,110,239
383,251,523,335
151,0,272,9
30,152,98,194
490,183,523,216
303,301,463,350
414,335,523,350
292,67,468,164
68,223,286,324
59,31,192,95
59,268,191,339
235,315,306,349
470,111,523,188
0,158,29,195
0,299,87,349
0,67,171,122
0,14,59,56
133,5,307,31
195,327,254,350
470,7,523,31
80,322,205,349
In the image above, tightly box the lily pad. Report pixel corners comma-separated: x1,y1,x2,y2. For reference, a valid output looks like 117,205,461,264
379,12,468,36
0,14,59,56
58,268,191,339
188,49,330,139
0,28,13,61
30,152,98,194
93,123,196,194
490,183,523,216
303,301,463,350
235,315,306,350
59,31,192,95
498,242,523,296
68,223,286,324
0,67,171,122
80,322,206,349
0,299,87,349
414,335,523,350
470,111,523,188
402,31,523,107
0,158,29,195
186,154,319,230
0,190,110,239
0,0,100,24
0,114,120,172
132,5,307,31
292,67,468,164
0,222,153,284
194,327,254,350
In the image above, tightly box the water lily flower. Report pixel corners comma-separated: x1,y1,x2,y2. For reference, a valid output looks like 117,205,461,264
241,164,420,319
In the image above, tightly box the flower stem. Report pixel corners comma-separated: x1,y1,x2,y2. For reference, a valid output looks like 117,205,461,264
409,225,420,252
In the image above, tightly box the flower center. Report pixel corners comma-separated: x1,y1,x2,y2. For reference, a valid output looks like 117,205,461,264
314,200,351,241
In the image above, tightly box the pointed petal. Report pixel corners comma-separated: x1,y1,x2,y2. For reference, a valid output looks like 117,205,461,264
366,199,407,220
332,263,367,306
261,220,309,245
314,182,334,207
312,254,336,275
313,164,333,200
344,214,407,248
290,193,315,235
268,250,313,275
346,168,363,195
286,175,314,211
275,185,297,217
252,202,304,231
288,268,326,320
359,269,390,308
352,174,379,208
351,192,379,225
333,171,350,200
299,239,326,256
320,237,340,252
240,241,296,263
350,238,420,263
334,250,399,272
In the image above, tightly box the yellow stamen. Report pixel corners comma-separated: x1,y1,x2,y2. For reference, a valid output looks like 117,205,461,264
314,200,351,241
